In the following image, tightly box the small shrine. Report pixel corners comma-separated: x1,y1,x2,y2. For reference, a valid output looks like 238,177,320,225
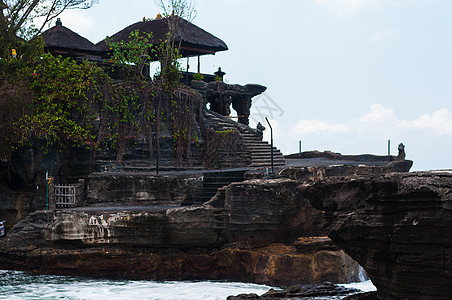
41,18,101,61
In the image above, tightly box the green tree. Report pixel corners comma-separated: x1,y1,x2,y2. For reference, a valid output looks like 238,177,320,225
0,53,108,159
0,0,98,59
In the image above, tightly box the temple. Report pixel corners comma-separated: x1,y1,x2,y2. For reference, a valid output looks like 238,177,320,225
39,16,285,171
41,18,101,61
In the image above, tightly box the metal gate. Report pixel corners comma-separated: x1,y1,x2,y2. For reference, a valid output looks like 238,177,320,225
54,184,82,208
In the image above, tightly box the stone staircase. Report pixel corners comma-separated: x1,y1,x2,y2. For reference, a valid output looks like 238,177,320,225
204,109,285,168
241,133,286,167
204,109,252,132
94,109,285,172
194,169,247,204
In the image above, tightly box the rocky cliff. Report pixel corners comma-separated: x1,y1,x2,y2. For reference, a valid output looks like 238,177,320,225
1,159,417,288
0,177,359,286
298,172,452,299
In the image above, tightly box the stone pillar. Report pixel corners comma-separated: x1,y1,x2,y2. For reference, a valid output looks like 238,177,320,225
78,179,85,206
231,96,252,125
208,94,232,117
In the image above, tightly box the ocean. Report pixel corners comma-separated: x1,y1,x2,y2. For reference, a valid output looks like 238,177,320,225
0,269,376,299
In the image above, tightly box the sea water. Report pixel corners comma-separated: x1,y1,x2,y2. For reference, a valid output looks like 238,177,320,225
0,269,376,299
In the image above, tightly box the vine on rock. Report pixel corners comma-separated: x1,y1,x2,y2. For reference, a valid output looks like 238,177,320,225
203,129,239,169
1,4,203,168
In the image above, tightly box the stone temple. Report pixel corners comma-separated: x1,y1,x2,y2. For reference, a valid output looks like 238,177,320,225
39,16,286,174
2,16,428,300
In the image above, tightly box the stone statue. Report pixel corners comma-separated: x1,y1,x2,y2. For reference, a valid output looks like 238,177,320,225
397,143,406,160
256,122,265,139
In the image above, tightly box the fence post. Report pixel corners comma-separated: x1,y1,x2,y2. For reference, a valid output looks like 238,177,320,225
49,179,55,210
388,139,391,160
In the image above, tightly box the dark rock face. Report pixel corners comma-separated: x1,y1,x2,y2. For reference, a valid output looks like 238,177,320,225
0,178,360,286
343,292,379,300
245,161,412,181
298,172,452,299
227,283,359,299
85,172,204,206
5,179,318,249
192,80,267,125
277,162,412,181
0,241,358,286
222,179,326,245
0,145,75,228
285,151,407,163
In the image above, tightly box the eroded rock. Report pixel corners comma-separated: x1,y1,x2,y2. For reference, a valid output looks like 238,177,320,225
227,283,360,299
298,172,452,299
0,177,360,286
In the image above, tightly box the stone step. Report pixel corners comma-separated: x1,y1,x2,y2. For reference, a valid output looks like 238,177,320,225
248,146,281,151
205,108,286,168
196,170,247,204
246,142,277,147
251,157,285,162
251,152,283,158
244,140,275,144
251,156,284,162
248,149,281,154
250,147,283,152
242,133,261,141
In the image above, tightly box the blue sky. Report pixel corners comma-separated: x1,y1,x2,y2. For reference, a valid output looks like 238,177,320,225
53,0,452,171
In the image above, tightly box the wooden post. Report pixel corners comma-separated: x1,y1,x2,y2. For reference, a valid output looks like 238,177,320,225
197,56,200,73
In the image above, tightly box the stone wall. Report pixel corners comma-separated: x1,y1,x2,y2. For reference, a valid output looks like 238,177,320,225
85,172,204,206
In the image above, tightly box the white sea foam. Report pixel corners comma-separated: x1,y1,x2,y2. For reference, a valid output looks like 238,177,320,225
0,269,377,299
339,280,377,293
0,270,273,300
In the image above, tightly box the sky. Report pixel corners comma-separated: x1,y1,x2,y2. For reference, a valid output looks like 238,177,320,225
51,0,452,171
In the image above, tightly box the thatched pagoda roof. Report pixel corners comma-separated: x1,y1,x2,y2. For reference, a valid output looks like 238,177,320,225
96,16,228,57
41,19,99,55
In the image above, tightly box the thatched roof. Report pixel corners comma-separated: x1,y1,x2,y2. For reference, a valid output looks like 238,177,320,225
96,16,228,57
41,19,99,54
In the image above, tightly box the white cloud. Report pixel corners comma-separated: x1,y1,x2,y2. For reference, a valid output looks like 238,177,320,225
404,108,452,136
291,104,452,145
369,28,403,43
360,103,396,123
292,119,349,135
278,104,452,170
